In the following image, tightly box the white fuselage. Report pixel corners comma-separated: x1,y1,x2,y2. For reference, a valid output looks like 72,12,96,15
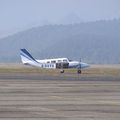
36,58,89,69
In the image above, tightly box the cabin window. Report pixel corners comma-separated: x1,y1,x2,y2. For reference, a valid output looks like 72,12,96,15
51,61,56,63
47,61,50,63
58,60,62,63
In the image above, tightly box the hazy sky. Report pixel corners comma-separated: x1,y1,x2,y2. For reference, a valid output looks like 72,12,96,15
0,0,120,38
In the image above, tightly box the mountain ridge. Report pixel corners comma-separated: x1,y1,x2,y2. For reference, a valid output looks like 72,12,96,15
0,19,120,63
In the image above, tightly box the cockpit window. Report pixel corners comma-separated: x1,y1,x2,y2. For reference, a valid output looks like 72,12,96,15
69,60,73,62
63,59,68,62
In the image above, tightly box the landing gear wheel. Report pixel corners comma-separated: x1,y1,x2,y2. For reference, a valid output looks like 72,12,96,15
60,69,64,73
77,69,81,74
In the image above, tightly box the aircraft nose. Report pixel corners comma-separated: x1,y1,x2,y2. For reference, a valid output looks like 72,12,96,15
80,62,90,68
84,63,89,67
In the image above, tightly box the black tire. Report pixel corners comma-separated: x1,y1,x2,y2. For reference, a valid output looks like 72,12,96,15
60,69,64,73
78,69,81,74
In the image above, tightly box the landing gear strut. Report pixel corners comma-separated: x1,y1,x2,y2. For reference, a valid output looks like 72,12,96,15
77,58,82,74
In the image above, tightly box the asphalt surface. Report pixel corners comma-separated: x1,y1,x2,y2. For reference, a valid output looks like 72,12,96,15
0,73,120,120
0,72,120,81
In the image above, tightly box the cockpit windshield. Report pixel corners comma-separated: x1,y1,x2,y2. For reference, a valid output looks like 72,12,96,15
63,59,68,62
68,59,73,62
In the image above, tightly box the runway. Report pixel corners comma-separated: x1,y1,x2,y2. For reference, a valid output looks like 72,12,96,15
0,72,120,81
0,72,120,120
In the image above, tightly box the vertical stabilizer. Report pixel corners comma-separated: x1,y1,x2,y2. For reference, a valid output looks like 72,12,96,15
20,49,40,67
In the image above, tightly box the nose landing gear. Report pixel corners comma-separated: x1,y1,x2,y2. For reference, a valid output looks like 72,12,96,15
77,58,82,74
77,69,81,74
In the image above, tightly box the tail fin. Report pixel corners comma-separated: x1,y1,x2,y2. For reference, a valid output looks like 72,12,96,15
20,49,56,69
20,49,38,64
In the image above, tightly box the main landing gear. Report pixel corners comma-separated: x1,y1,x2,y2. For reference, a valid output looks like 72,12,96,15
60,69,64,73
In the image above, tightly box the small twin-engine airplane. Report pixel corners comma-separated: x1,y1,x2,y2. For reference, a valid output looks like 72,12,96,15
20,49,89,73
